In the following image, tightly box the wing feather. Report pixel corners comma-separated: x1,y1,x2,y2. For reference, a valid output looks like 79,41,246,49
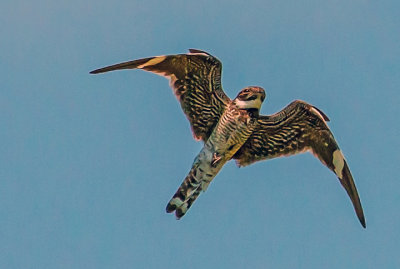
90,49,230,141
234,100,366,228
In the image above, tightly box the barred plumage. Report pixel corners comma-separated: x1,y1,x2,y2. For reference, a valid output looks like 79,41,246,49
166,101,259,218
90,49,366,228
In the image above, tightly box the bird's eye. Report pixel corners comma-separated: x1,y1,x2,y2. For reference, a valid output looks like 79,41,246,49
243,89,250,93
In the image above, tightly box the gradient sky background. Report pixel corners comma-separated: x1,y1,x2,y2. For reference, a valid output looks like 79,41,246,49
2,0,400,268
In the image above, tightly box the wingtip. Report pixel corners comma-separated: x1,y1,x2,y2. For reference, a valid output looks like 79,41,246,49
339,161,366,229
358,213,366,228
360,218,367,229
90,67,109,74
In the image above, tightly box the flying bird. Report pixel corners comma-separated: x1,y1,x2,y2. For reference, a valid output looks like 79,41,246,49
90,49,366,228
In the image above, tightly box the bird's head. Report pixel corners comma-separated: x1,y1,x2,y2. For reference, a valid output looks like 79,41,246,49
234,86,266,111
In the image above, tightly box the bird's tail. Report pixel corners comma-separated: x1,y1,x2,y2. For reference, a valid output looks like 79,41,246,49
166,163,213,219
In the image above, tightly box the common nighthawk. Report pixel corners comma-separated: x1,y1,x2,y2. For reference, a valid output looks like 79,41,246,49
90,49,366,228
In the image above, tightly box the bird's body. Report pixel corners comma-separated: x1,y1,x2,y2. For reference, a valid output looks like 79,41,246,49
167,100,260,217
90,49,366,228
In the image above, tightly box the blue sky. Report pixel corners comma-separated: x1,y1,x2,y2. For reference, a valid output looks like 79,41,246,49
1,0,400,268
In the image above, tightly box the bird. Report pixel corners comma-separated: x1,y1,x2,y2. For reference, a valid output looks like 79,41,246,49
90,49,366,228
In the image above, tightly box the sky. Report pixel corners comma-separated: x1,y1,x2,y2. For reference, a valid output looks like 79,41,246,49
1,0,400,268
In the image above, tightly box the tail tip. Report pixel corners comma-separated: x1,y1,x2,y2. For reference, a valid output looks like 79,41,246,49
166,201,188,219
166,203,176,213
175,208,185,219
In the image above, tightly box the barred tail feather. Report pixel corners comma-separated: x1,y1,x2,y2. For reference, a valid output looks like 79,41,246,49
166,166,208,219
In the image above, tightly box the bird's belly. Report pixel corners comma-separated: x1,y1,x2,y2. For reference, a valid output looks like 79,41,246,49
213,119,254,157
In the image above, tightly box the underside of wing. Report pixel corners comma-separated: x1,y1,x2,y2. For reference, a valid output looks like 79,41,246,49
90,49,231,141
233,100,366,228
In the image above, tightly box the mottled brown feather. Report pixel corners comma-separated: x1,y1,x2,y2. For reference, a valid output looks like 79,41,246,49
90,49,230,141
234,100,365,227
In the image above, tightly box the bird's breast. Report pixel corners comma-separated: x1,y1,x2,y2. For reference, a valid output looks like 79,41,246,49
207,107,258,161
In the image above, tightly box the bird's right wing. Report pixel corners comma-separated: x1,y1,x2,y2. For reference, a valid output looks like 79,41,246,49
90,49,230,142
233,100,366,228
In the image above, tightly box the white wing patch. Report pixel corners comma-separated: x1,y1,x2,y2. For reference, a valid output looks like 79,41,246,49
137,56,179,90
137,56,166,69
168,74,178,89
332,149,345,178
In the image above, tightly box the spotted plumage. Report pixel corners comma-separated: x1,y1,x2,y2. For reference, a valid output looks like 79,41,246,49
90,49,366,228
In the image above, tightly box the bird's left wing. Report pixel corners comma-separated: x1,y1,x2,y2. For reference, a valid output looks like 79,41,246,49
233,100,366,228
90,49,230,141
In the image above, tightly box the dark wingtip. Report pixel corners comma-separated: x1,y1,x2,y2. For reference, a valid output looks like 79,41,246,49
360,217,367,229
339,162,366,229
90,66,110,74
89,67,112,74
89,58,151,75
